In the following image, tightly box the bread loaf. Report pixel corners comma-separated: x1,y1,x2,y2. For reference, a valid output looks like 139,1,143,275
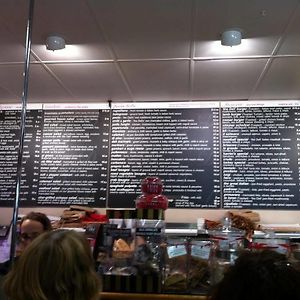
113,238,131,252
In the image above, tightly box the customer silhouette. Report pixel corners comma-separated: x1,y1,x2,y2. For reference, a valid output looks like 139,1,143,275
208,249,300,300
0,211,52,276
3,229,101,300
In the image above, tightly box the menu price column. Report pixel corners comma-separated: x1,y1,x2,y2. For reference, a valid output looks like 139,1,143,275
212,107,221,207
20,108,43,204
99,110,110,201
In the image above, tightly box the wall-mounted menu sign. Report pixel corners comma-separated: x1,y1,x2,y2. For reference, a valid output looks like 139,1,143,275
109,102,221,208
1,100,300,210
221,100,300,210
0,104,43,206
0,103,110,207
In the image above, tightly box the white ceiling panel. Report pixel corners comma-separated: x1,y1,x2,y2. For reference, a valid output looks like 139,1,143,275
0,0,300,104
89,0,193,59
251,57,300,100
0,65,24,100
0,86,16,100
120,60,190,101
0,6,29,63
44,63,131,101
277,5,300,55
28,64,74,102
194,0,300,57
0,0,28,47
31,0,113,61
193,59,268,100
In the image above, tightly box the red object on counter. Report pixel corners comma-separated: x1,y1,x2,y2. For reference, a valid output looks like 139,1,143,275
136,177,168,210
141,177,163,194
82,213,108,223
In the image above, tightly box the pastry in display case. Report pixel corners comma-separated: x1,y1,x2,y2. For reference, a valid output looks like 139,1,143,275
99,210,136,276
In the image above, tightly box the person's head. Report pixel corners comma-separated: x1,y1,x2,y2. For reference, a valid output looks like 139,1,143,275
4,229,101,300
209,249,300,300
18,212,52,250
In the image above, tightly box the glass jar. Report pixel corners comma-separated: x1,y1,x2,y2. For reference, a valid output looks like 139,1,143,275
133,219,165,275
251,235,290,256
188,238,212,294
164,237,189,294
209,217,245,285
101,217,136,276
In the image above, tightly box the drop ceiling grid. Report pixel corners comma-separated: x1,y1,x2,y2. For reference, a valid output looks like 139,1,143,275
1,0,300,103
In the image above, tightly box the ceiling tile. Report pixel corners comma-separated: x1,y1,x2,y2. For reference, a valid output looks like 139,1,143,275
192,59,268,100
194,0,299,57
45,62,131,101
0,0,300,104
0,1,32,63
89,0,193,59
120,60,190,101
252,57,300,100
0,86,17,101
277,6,300,55
31,0,112,61
28,64,74,102
0,65,24,101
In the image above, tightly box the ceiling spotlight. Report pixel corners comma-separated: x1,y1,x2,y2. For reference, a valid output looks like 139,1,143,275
221,29,242,46
46,35,65,51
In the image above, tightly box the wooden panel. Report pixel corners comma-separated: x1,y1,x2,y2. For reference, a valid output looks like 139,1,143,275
101,292,207,300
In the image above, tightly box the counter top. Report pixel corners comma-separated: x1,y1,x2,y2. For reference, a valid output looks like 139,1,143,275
101,292,207,300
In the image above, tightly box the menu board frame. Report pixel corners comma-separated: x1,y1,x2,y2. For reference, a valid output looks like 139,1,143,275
1,100,300,210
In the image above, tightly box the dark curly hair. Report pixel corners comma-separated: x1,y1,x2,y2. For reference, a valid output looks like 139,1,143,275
20,211,52,231
209,250,300,300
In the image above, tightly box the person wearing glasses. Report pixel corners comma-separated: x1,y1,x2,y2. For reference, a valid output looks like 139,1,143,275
0,211,52,276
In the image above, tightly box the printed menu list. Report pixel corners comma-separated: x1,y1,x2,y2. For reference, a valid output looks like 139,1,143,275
37,105,110,206
0,104,110,207
2,100,300,210
0,105,43,206
222,101,300,209
108,102,221,208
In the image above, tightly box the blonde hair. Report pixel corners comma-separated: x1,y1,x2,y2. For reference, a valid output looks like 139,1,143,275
4,229,101,300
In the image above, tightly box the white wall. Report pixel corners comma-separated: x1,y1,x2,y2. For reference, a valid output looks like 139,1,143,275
0,207,299,225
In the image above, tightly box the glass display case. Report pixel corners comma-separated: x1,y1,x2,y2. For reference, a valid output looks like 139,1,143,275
95,218,300,296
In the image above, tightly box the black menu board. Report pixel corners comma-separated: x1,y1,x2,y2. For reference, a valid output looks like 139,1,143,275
1,100,300,210
108,102,221,208
221,101,300,209
0,103,110,207
0,104,43,206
